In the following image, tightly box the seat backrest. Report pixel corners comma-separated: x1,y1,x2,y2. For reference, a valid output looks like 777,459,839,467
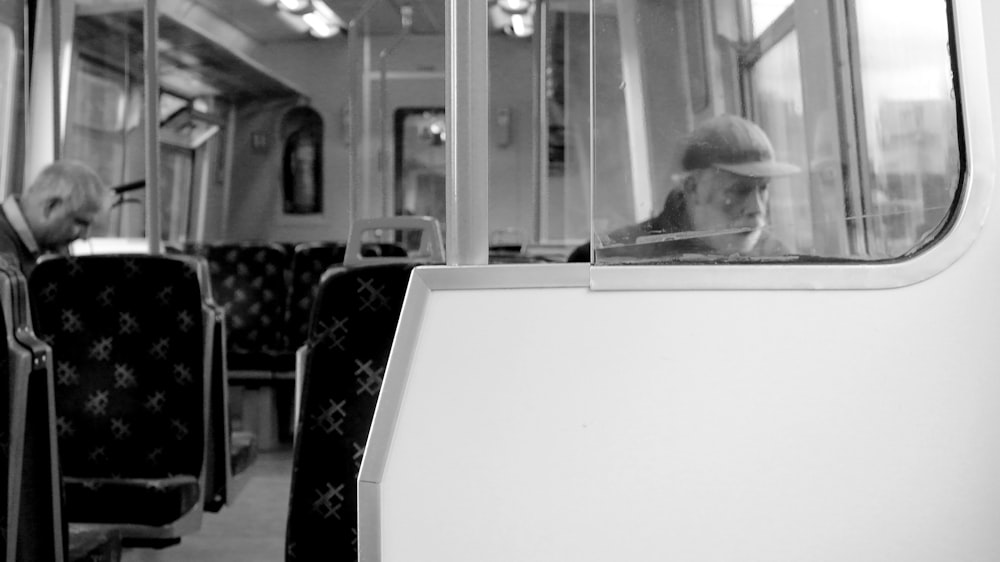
285,262,418,562
29,255,206,481
169,253,236,512
204,243,290,359
0,256,66,562
342,216,444,267
285,242,346,351
0,259,20,561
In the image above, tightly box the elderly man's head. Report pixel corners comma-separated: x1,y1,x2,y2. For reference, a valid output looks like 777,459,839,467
677,115,798,254
22,161,108,251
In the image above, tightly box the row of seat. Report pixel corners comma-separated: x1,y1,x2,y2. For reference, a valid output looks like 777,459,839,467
2,249,266,560
180,241,408,374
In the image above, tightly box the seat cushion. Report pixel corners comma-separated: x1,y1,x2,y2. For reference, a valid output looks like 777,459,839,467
68,524,122,562
228,349,296,372
64,475,200,527
230,430,258,476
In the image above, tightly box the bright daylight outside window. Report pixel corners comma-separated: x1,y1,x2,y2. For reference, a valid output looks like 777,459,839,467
589,0,960,265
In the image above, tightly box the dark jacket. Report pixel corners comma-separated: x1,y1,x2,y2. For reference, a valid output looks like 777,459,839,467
0,201,39,277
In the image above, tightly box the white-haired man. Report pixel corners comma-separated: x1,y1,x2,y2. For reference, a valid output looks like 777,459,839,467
0,160,108,276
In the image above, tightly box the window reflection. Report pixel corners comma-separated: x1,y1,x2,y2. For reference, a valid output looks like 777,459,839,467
587,0,960,265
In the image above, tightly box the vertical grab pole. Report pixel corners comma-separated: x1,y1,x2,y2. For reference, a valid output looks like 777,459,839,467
534,0,548,243
379,5,413,218
144,0,161,255
445,0,489,265
348,0,385,230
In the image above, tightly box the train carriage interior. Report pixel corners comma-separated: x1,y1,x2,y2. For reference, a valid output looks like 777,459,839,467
2,0,998,560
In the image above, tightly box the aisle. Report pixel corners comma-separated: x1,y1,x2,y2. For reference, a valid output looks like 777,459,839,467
122,447,293,562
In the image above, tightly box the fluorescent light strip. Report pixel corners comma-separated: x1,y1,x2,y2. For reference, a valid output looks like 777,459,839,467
302,11,340,38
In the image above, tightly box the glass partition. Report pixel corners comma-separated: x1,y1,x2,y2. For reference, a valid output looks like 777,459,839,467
591,0,961,265
0,23,17,196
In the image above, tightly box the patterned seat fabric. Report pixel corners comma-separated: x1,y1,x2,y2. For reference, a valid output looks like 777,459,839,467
285,263,417,562
29,256,206,526
205,244,294,371
285,243,346,350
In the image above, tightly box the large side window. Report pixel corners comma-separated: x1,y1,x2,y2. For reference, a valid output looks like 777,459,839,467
591,0,960,265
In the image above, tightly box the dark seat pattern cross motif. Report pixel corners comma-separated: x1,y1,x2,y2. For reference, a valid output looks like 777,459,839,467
285,262,418,562
30,256,206,527
284,243,346,351
205,244,294,372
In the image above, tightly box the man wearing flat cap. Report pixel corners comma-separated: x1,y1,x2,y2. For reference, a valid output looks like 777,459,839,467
569,114,800,262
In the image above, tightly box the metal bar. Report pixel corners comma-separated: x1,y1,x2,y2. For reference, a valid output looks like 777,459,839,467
445,0,489,265
219,104,236,238
379,5,412,217
144,0,161,255
50,0,60,159
348,0,386,227
588,0,595,262
534,0,547,242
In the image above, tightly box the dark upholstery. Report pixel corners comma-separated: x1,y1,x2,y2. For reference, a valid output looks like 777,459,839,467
30,256,206,527
68,525,123,562
205,244,294,371
166,250,259,510
285,243,346,350
285,263,418,562
0,263,13,557
64,476,201,527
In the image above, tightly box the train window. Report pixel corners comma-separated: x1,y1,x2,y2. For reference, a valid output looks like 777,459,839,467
591,0,960,265
0,24,14,196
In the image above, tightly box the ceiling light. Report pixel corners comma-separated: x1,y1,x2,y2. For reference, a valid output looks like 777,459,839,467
499,0,532,14
508,14,532,37
276,0,310,13
302,12,338,38
310,0,344,26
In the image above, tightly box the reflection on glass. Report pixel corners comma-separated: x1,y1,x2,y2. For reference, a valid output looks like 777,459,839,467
751,31,813,254
0,25,15,194
854,0,959,258
587,0,959,265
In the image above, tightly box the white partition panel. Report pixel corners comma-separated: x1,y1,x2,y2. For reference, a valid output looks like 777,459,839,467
361,246,1000,561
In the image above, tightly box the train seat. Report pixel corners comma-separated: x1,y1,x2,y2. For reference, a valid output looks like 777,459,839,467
29,255,209,539
202,243,295,450
0,255,124,560
285,216,444,561
285,242,347,351
204,243,294,373
172,253,259,512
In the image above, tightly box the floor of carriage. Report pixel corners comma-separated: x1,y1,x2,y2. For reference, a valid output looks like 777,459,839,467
122,447,293,562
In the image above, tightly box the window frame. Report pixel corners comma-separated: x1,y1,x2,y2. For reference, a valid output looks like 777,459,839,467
588,0,983,291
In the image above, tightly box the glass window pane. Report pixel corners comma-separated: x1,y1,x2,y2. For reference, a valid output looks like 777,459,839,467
854,0,959,258
590,0,960,266
0,24,16,196
751,31,815,255
750,0,794,37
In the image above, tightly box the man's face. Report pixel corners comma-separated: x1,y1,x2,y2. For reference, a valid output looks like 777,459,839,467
686,168,770,254
36,198,98,250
